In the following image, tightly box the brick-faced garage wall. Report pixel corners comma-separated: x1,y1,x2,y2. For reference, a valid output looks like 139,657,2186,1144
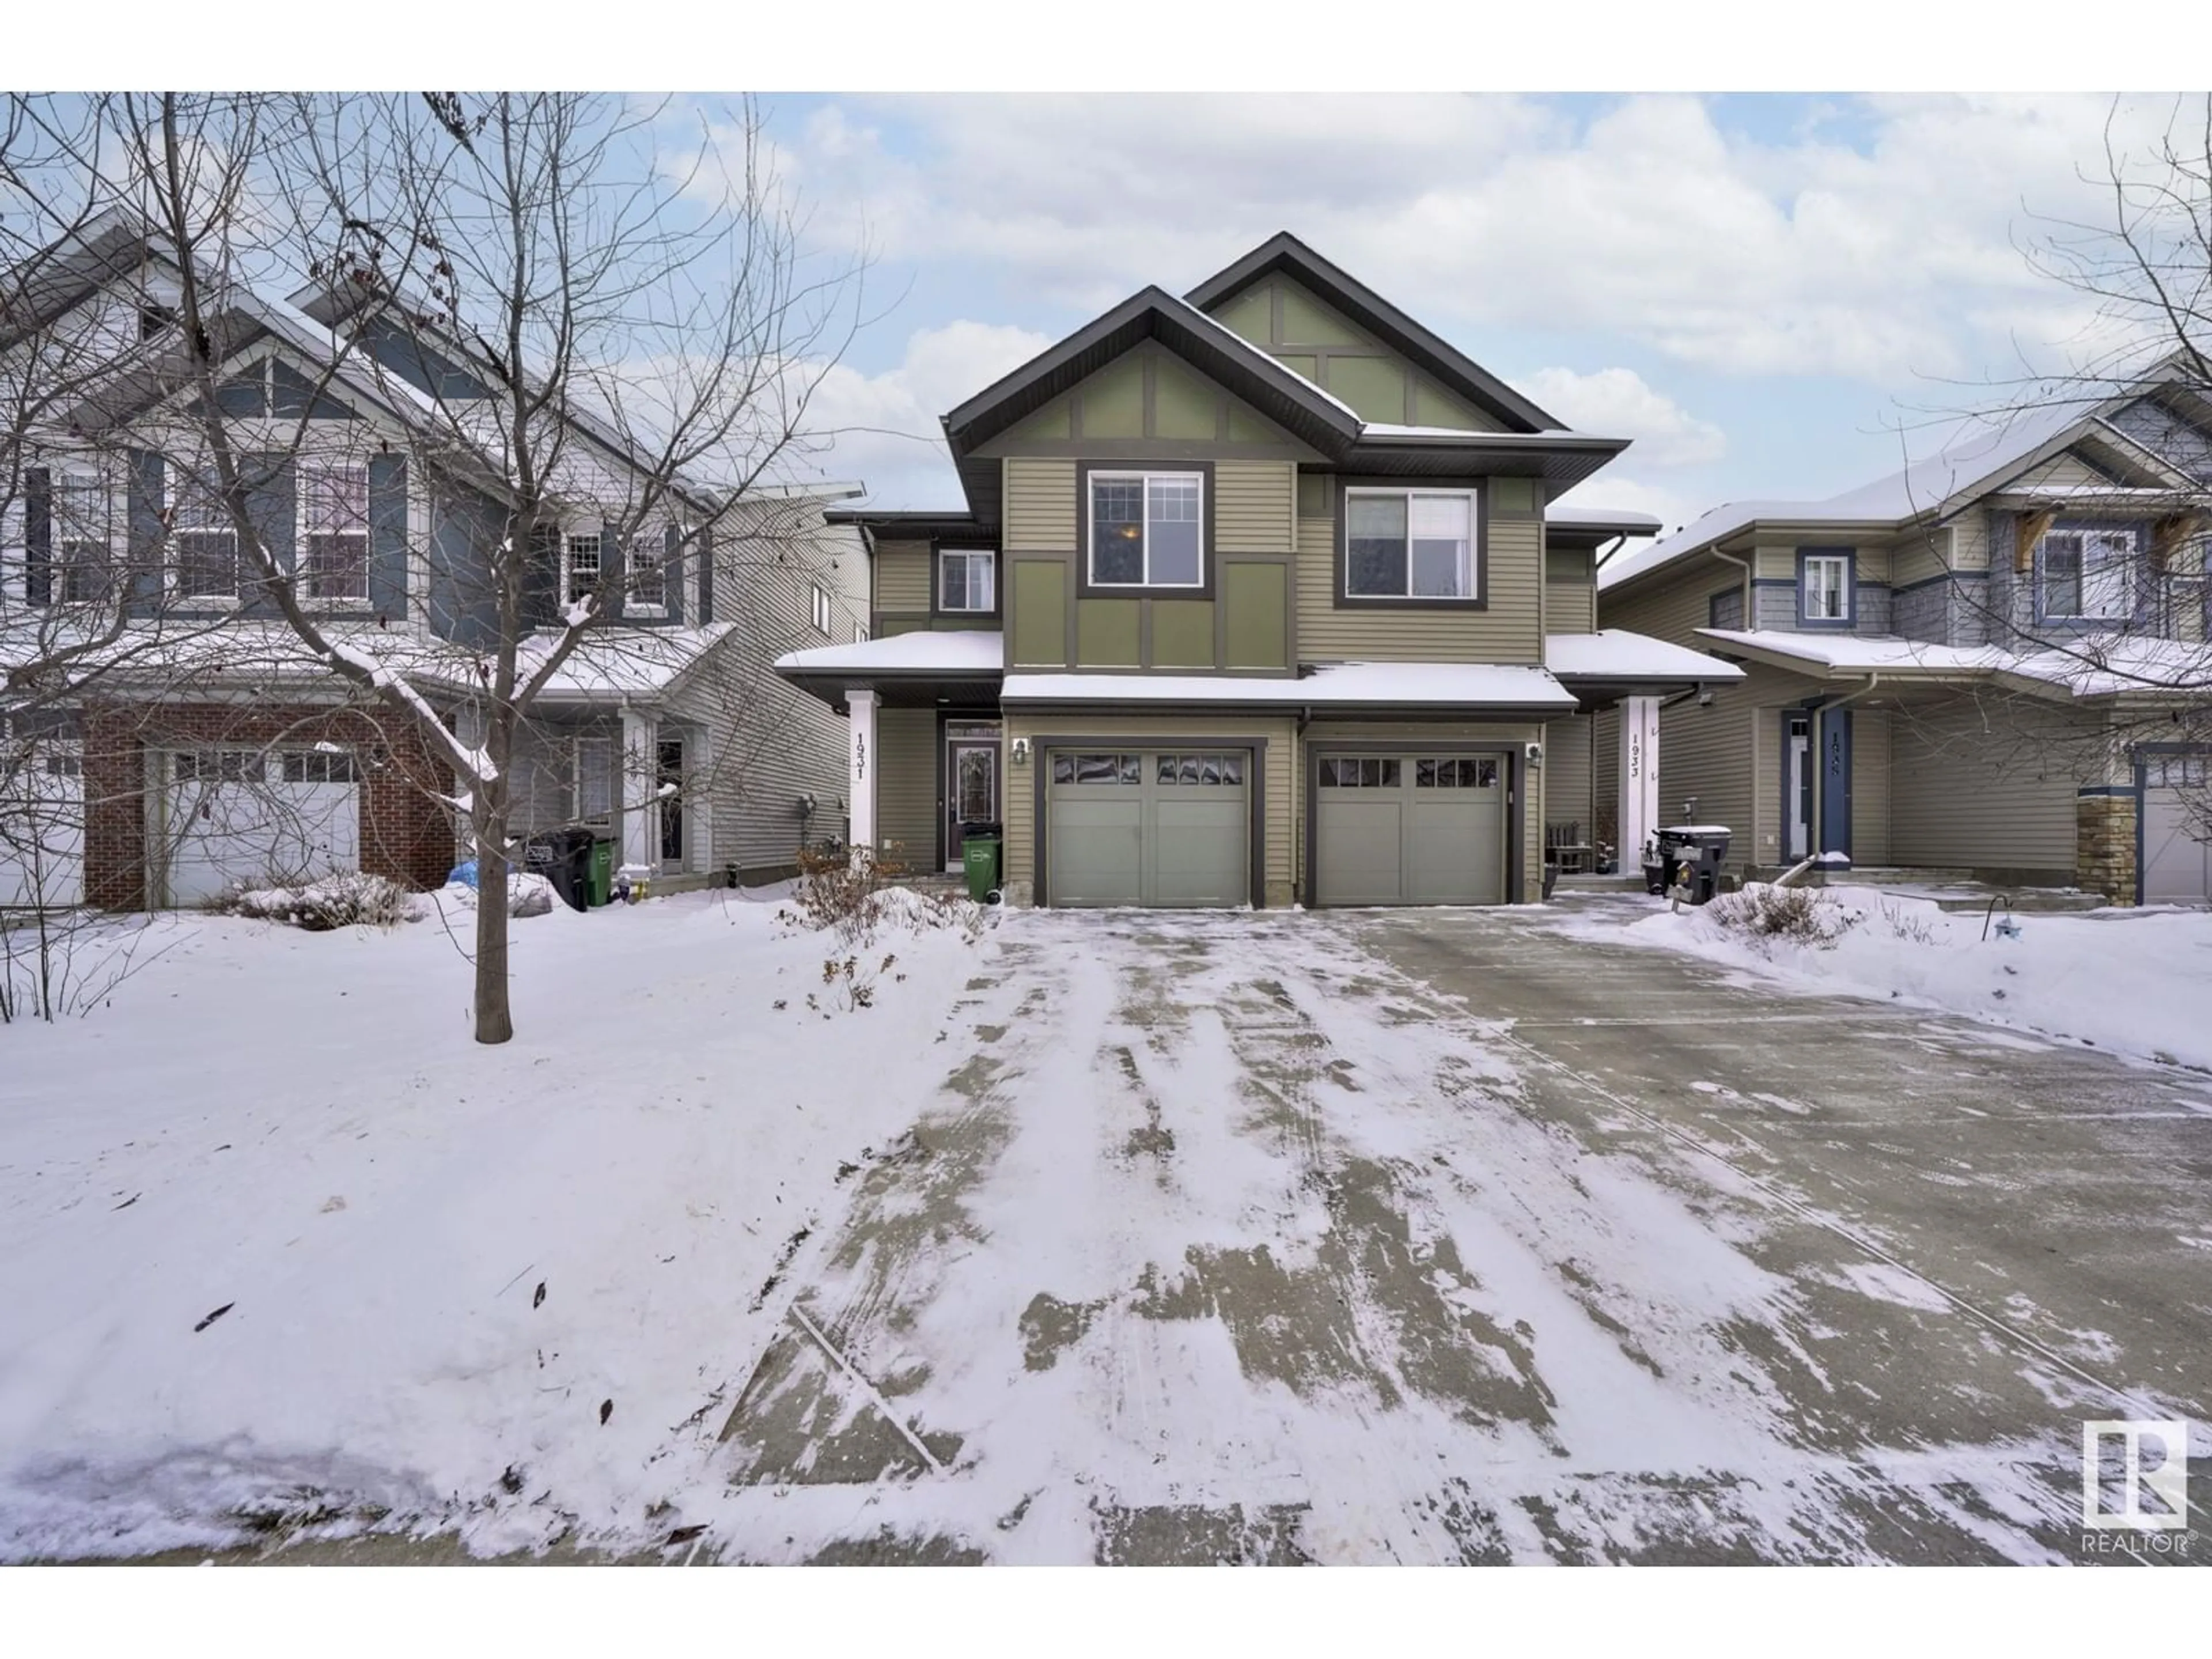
81,700,458,909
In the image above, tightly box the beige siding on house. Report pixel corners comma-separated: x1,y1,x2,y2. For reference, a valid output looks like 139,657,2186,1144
1005,457,1077,551
1601,551,1733,645
1592,704,1620,847
1891,525,1953,589
1296,510,1543,662
1544,571,1595,633
1851,710,1891,864
2012,450,2109,493
876,707,938,867
1215,459,1295,553
1656,691,1756,874
1888,696,2085,873
1545,714,1594,840
876,538,932,613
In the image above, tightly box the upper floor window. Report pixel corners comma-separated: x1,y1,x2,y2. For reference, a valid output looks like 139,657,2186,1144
564,532,602,605
169,473,237,601
1344,488,1475,601
301,463,369,603
54,472,112,604
1089,471,1202,588
2041,527,2134,623
627,532,666,613
940,548,996,612
1798,550,1852,626
811,582,831,634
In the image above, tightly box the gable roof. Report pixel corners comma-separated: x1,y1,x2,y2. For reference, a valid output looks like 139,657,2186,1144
1600,366,2212,597
1183,232,1565,434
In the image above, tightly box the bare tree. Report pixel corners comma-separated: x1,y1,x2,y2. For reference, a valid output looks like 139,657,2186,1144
2,92,862,1040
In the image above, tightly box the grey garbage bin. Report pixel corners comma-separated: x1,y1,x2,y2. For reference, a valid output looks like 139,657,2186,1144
523,827,596,912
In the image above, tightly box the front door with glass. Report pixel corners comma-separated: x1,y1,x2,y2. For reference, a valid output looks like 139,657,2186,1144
945,728,1001,872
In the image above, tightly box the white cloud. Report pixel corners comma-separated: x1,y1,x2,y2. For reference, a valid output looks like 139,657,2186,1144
792,319,1054,506
1513,367,1727,465
777,92,2193,385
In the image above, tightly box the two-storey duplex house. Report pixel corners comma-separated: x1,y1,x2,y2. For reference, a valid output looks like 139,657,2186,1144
777,235,1740,908
1,213,867,910
1591,369,2212,904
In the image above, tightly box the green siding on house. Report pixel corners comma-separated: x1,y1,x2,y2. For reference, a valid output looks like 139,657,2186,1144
1278,279,1367,346
1410,377,1482,430
1888,696,2085,873
1010,558,1069,666
1296,509,1543,664
1223,562,1289,669
1216,459,1295,552
1005,457,1077,551
876,707,938,865
1082,355,1146,437
1152,355,1222,440
876,538,932,613
1545,714,1595,841
1077,597,1141,665
1544,552,1595,634
1152,600,1215,667
1328,355,1408,423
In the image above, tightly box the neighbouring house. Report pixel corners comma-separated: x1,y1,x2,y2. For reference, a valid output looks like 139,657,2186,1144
1590,368,2212,905
1,213,868,911
775,233,1743,908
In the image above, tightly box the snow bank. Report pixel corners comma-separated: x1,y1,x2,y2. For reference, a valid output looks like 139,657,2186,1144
0,889,994,1560
1586,886,2212,1071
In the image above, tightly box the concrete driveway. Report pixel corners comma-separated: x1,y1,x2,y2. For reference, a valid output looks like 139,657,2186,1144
707,903,2207,1565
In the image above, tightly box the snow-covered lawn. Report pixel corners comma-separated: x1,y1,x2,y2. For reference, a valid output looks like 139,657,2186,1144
0,886,990,1561
1543,887,2212,1073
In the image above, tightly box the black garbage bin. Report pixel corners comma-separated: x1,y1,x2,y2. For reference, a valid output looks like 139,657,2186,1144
523,827,596,912
1654,826,1732,904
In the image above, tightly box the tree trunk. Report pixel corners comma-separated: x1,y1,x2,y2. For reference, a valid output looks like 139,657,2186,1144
474,806,515,1045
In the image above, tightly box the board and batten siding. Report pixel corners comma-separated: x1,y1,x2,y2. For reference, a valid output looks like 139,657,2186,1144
1887,696,2082,874
875,707,938,866
1001,712,1298,906
1296,507,1543,663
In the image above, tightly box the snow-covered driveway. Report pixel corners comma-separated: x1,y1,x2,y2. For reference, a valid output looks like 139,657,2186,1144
707,908,2208,1565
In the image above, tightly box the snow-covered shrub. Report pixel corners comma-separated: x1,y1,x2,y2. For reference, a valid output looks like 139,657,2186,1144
1704,882,1858,950
779,843,908,948
211,873,416,931
1877,898,1937,945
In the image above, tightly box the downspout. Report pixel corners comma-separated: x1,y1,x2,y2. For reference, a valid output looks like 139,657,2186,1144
1713,547,1752,626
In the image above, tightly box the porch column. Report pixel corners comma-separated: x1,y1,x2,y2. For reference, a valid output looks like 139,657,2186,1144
847,687,878,859
1619,695,1660,859
620,707,656,871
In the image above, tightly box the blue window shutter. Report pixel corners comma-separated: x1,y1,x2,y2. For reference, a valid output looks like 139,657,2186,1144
695,527,713,623
24,467,52,605
242,453,295,615
368,454,408,618
125,450,165,613
665,523,684,624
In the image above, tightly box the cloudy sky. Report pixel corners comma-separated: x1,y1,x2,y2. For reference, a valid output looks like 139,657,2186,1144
730,92,2193,540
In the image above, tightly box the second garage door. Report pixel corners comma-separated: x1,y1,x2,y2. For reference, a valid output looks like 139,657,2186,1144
1046,749,1249,907
1316,753,1505,906
2142,756,2211,906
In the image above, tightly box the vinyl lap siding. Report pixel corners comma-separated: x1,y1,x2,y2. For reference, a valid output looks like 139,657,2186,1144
1296,511,1542,662
1851,710,1891,865
875,539,932,613
1544,714,1594,839
877,707,938,866
1544,574,1595,633
1888,696,2081,872
1005,457,1077,551
1657,692,1754,873
1214,459,1295,552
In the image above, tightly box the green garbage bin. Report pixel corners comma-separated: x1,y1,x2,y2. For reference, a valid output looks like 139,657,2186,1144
960,827,1001,902
588,839,616,907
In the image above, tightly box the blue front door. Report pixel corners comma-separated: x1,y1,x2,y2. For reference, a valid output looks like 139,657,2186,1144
1818,706,1853,858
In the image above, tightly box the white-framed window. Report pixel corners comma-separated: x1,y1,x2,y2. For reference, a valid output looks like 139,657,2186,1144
1800,554,1850,622
280,748,357,784
939,548,996,612
168,470,238,601
564,532,603,605
854,620,870,644
301,463,369,603
627,531,666,613
54,471,112,604
811,582,831,634
1344,488,1475,600
2041,527,2135,622
1088,471,1203,588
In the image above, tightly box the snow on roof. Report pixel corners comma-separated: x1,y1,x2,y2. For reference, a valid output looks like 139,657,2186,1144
1599,402,2092,594
1002,661,1578,710
1545,505,1664,534
1545,630,1745,681
1694,628,2011,677
775,630,1005,677
2008,637,2210,698
1359,422,1581,441
518,624,737,696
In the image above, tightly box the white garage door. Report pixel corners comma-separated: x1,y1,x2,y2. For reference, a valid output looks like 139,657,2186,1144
162,747,361,906
2142,757,2211,906
1,744,85,908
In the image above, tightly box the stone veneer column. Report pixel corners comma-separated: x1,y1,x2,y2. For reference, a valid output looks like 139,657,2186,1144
2075,790,2138,905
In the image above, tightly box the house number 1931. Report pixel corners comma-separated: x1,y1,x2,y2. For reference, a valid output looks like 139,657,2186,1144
853,732,867,780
